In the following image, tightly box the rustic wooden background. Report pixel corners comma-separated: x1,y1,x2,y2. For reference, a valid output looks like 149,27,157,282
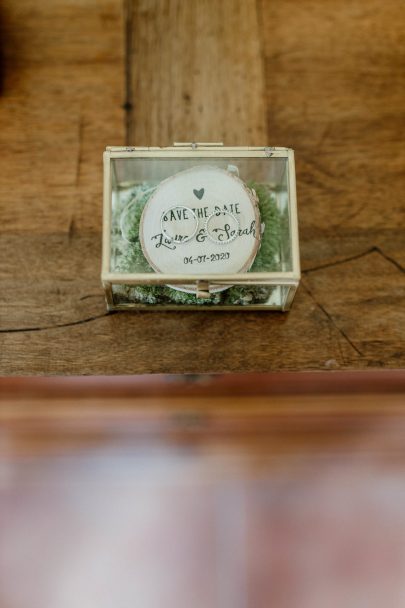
0,0,404,374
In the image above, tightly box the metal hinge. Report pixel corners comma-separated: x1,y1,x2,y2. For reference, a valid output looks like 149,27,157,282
105,146,159,152
173,142,224,149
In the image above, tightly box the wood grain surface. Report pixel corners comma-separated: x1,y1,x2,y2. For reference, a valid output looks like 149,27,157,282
0,0,404,373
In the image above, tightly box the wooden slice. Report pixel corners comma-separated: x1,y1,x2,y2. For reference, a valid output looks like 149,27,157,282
139,165,261,293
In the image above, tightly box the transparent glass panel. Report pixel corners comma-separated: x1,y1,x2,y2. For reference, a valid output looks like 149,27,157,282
111,281,293,309
109,156,293,283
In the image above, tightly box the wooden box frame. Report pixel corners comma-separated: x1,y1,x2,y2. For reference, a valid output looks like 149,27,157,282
101,143,300,311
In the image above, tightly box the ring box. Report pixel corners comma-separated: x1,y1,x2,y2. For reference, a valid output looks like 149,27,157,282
102,143,300,310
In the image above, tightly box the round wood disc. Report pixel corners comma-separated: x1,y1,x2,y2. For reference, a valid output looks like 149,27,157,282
139,165,261,293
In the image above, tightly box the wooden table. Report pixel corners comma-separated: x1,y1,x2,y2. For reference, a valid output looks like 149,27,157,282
0,0,404,374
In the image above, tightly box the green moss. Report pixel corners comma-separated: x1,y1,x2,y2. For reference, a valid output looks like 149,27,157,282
248,183,281,272
112,180,282,306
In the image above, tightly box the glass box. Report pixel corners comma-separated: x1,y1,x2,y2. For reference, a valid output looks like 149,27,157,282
102,143,300,310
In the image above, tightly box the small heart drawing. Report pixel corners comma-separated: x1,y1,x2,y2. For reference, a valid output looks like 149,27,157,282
193,188,204,200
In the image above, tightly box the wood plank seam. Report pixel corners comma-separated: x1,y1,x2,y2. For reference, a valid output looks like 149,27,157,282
0,312,115,334
303,246,405,275
301,281,363,358
0,247,402,336
124,0,134,145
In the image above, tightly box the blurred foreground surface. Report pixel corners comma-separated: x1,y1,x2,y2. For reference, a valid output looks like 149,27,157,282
1,373,405,608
